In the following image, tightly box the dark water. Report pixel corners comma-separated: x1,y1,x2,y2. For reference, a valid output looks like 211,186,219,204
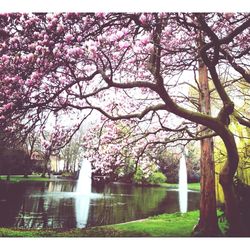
0,181,200,229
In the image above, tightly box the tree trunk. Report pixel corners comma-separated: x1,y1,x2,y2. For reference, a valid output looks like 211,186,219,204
23,155,30,178
219,129,242,236
193,137,221,236
192,49,221,236
41,156,49,178
193,42,221,236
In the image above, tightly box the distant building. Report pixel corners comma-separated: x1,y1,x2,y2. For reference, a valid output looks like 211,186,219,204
50,155,64,173
31,151,64,173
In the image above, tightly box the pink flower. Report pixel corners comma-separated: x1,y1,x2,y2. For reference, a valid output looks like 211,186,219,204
119,41,130,49
121,28,129,35
3,102,14,111
1,55,9,63
57,24,64,33
164,27,172,36
95,13,106,19
140,35,151,45
109,34,117,42
112,52,120,60
116,30,124,39
67,47,84,57
27,53,34,62
44,34,49,41
53,47,62,57
26,79,34,87
139,14,147,25
65,34,74,43
145,43,154,53
77,35,83,42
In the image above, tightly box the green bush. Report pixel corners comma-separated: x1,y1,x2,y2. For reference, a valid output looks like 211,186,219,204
133,167,144,184
133,167,167,185
148,171,167,185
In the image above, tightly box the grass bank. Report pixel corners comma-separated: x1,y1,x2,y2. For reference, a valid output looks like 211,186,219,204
0,175,51,183
160,182,200,191
0,210,225,237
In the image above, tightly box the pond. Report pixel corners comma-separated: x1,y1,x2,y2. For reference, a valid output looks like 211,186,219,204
0,180,200,229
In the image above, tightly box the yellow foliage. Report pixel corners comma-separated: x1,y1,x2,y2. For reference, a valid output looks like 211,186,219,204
214,116,250,203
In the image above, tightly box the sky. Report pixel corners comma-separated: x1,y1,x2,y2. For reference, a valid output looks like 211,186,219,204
1,0,250,12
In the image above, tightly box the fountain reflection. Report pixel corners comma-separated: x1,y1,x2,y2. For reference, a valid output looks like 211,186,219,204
74,158,92,228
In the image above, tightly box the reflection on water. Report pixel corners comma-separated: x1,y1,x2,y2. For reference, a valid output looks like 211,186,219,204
75,194,91,228
0,181,200,229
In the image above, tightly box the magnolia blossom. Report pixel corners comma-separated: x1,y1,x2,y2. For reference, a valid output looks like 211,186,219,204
2,102,14,111
145,43,154,53
65,33,74,43
139,34,151,46
139,14,147,25
119,40,130,49
109,34,117,42
57,24,64,33
116,30,124,39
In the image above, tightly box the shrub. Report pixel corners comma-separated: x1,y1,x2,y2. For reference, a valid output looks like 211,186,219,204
133,167,144,184
148,171,167,185
133,167,167,185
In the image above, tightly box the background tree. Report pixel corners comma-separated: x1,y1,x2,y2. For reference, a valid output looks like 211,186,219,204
61,128,85,173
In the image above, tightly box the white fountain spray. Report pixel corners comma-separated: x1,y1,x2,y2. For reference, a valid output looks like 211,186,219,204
75,158,92,228
76,158,92,194
179,152,188,213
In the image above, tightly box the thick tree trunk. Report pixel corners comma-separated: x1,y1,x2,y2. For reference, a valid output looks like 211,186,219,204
219,129,242,236
192,54,221,236
23,155,30,178
41,156,49,178
193,137,221,236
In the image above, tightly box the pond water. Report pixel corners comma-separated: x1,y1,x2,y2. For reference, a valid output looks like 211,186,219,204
0,180,200,229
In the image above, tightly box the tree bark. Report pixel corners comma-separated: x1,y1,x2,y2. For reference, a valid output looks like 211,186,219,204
193,137,221,236
219,128,242,236
41,155,50,178
192,50,221,236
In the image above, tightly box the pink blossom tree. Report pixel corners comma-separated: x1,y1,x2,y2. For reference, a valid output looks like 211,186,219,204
1,13,250,235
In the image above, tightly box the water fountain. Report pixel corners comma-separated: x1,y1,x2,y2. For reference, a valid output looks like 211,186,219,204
179,153,188,213
75,158,92,228
76,158,92,194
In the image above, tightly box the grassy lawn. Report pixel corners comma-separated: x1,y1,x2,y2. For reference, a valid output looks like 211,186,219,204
160,182,200,191
0,175,51,183
0,210,226,237
110,211,200,237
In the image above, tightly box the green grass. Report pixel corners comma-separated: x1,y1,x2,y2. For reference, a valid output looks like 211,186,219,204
110,211,200,237
0,175,51,183
0,210,226,237
160,182,200,191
